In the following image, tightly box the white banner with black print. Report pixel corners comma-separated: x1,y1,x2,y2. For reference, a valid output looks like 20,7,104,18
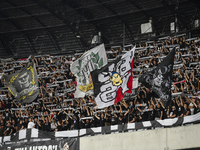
70,44,108,98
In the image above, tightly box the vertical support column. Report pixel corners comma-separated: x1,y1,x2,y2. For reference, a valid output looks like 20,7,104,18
123,23,125,51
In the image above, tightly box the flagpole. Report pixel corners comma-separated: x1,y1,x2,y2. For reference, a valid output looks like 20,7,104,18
123,23,125,51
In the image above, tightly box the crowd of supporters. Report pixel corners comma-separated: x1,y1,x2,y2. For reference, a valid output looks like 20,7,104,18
0,34,200,136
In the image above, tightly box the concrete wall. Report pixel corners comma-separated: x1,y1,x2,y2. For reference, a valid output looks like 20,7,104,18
80,124,200,150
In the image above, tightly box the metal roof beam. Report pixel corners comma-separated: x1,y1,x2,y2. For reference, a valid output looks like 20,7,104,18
1,3,38,10
0,37,13,56
128,0,160,35
95,0,134,41
32,0,89,49
0,9,36,54
0,24,66,34
161,0,190,31
65,0,110,45
5,0,61,51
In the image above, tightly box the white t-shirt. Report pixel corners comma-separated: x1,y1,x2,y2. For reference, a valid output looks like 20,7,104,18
28,121,35,129
51,123,56,130
197,47,200,54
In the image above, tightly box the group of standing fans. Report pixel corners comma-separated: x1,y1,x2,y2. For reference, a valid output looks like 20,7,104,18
0,35,200,137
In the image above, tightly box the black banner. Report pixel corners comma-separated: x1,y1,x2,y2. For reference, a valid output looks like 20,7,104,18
4,61,39,103
139,48,175,107
2,137,79,150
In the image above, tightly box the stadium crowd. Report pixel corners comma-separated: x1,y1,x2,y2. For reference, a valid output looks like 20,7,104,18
0,34,200,137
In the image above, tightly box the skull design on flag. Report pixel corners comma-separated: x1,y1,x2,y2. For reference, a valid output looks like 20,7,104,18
139,48,175,107
18,72,31,88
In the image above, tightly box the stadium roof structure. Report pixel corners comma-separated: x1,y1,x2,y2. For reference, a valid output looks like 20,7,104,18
0,0,200,58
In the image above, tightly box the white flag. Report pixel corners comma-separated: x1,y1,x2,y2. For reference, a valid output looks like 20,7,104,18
70,44,107,98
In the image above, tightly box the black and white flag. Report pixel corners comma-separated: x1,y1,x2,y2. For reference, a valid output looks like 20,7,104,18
139,48,175,107
4,60,39,103
91,47,135,108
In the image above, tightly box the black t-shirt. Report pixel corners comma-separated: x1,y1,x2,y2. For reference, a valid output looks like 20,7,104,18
17,123,24,131
128,113,135,122
81,109,87,117
13,125,17,133
84,121,91,128
80,120,85,129
38,122,43,130
0,122,5,128
155,106,164,119
194,107,200,114
5,126,13,136
0,127,4,136
100,117,105,127
94,114,100,127
148,109,156,121
183,108,190,115
73,119,79,129
35,107,42,112
56,113,63,121
111,114,118,125
23,121,28,128
118,117,124,125
142,111,148,121
177,106,184,117
43,122,51,132
63,122,69,130
169,109,177,117
57,125,63,131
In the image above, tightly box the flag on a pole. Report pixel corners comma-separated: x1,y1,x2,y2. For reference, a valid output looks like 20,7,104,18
139,48,176,107
91,46,135,109
4,60,39,103
70,44,107,98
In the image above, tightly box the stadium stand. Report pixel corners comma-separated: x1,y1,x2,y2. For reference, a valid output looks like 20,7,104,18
0,34,200,137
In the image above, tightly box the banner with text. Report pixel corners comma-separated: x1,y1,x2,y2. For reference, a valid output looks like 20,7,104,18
2,137,79,150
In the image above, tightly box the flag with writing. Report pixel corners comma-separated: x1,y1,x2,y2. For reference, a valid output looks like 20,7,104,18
139,48,175,107
4,60,39,103
91,46,135,108
70,44,107,98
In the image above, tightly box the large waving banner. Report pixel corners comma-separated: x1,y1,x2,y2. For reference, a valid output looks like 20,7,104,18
139,48,175,107
2,137,79,150
91,47,135,108
70,44,107,98
4,60,39,103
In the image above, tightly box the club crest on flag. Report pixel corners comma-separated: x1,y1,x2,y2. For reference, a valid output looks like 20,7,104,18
110,71,123,86
91,46,135,108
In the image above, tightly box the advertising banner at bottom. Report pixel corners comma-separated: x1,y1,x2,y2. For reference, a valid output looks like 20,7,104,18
2,137,79,150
